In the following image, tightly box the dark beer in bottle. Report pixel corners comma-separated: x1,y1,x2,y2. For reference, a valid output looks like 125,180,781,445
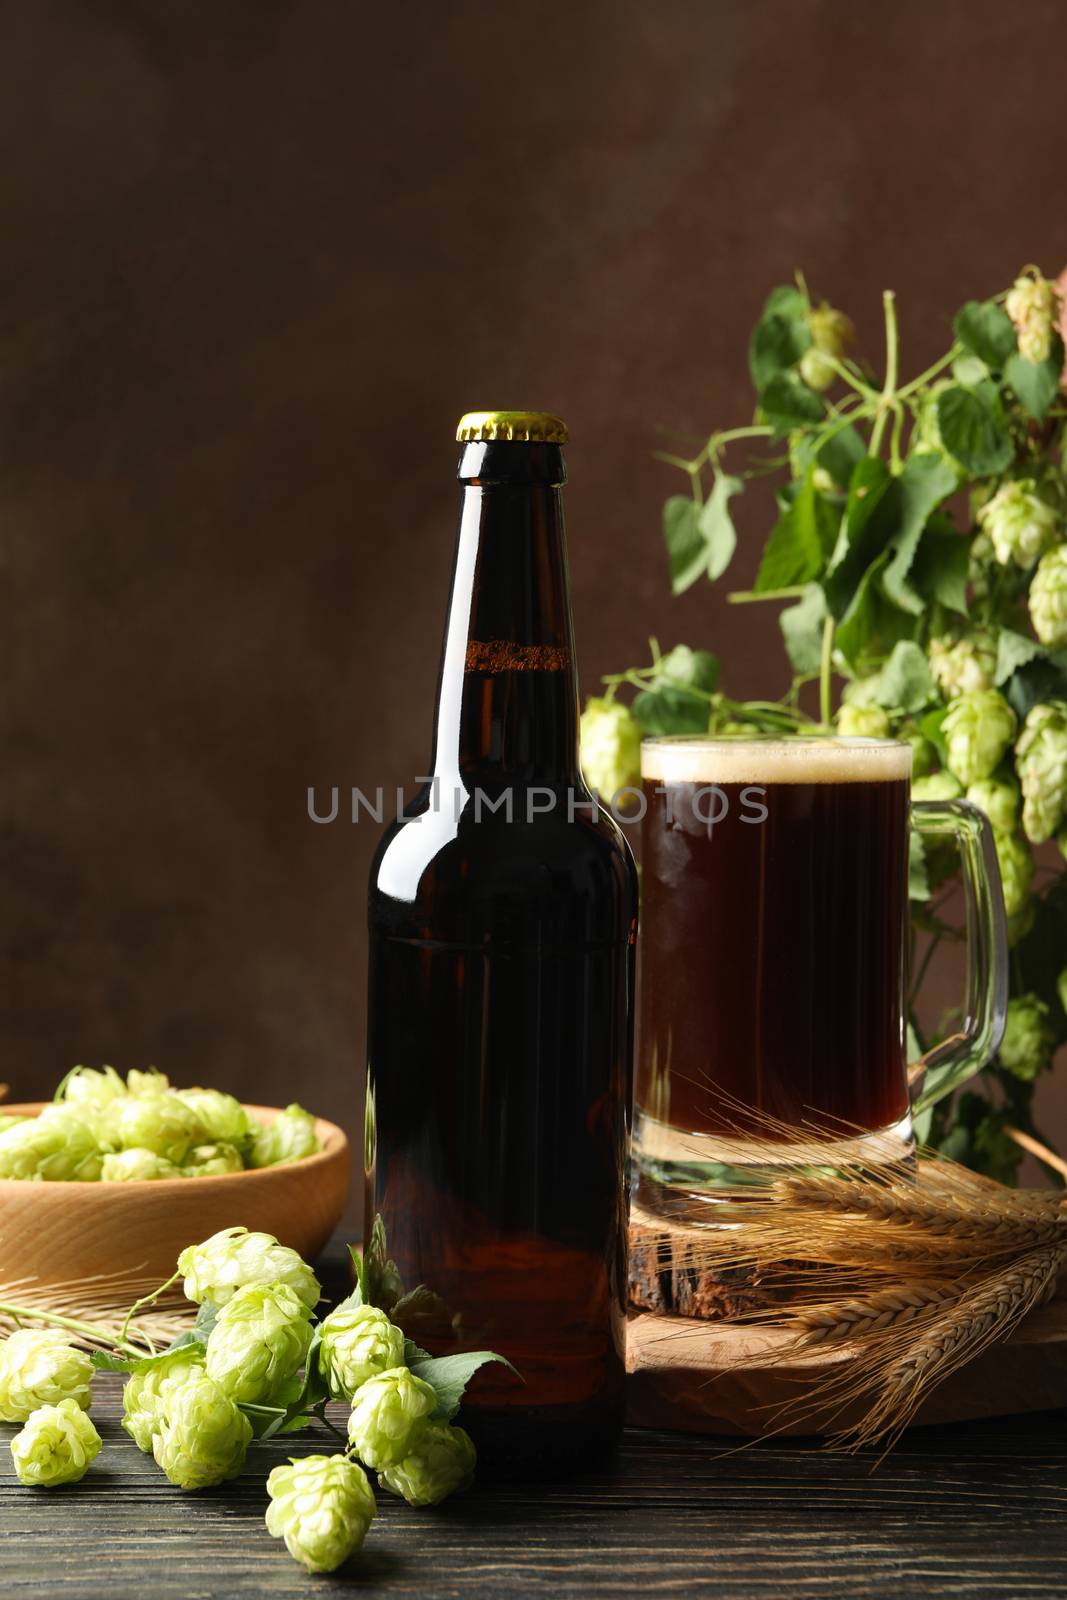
365,411,638,1474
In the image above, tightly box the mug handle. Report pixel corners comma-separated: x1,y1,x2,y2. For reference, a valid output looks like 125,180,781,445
907,799,1009,1128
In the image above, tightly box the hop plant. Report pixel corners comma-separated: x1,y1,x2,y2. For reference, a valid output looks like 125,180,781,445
977,479,1061,568
798,302,854,391
101,1148,182,1182
1005,271,1061,364
967,775,1022,836
265,1454,377,1574
1029,544,1067,649
181,1142,244,1177
579,696,642,801
0,1110,102,1182
346,1366,438,1470
103,1090,206,1166
836,703,890,739
152,1372,253,1490
177,1228,321,1311
10,1398,102,1488
998,994,1056,1081
911,771,964,802
378,1418,477,1507
175,1088,252,1150
912,380,966,481
249,1105,321,1169
318,1304,406,1401
942,689,1017,787
1015,700,1067,843
992,829,1034,921
122,1348,206,1453
0,1330,93,1421
928,631,998,698
204,1282,315,1406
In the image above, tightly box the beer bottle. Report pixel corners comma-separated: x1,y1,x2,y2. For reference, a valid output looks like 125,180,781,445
365,411,638,1475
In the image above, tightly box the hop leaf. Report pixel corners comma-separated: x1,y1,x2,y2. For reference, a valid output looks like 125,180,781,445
579,697,642,802
204,1282,315,1406
10,1398,102,1487
1015,701,1067,843
101,1148,182,1182
998,994,1056,1081
177,1227,320,1310
0,1330,93,1422
942,689,1016,786
122,1347,206,1453
175,1089,253,1150
0,1110,102,1182
378,1418,477,1507
152,1372,252,1490
249,1105,321,1169
1028,545,1067,650
318,1304,405,1401
266,1454,376,1574
346,1366,437,1470
977,479,1061,568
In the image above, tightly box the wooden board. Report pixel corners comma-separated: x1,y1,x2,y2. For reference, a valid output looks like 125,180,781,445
625,1203,1067,1436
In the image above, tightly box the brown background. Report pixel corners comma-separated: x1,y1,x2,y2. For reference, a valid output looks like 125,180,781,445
4,0,1066,1220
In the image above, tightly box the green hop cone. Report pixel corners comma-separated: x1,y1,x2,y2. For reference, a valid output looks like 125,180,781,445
579,696,642,802
101,1148,182,1182
942,690,1016,787
346,1365,437,1470
0,1109,102,1182
992,830,1033,920
1005,271,1061,364
928,631,998,699
126,1067,170,1095
10,1398,101,1487
152,1372,252,1490
175,1088,253,1150
798,303,854,392
0,1114,27,1134
56,1065,126,1113
911,771,964,803
1015,701,1067,843
177,1227,321,1310
103,1090,206,1165
249,1104,321,1169
204,1282,315,1406
967,775,1021,836
265,1453,376,1574
0,1330,93,1422
836,703,890,739
318,1304,405,1401
1028,545,1067,650
181,1142,245,1177
378,1418,477,1507
998,994,1056,1082
122,1347,205,1453
977,479,1061,569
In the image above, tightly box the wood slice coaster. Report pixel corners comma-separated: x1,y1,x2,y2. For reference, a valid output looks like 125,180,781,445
625,1202,1067,1437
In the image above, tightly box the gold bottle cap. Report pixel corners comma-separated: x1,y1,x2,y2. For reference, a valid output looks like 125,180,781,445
456,410,569,444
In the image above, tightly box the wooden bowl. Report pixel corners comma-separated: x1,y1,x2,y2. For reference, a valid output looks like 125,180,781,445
0,1103,351,1288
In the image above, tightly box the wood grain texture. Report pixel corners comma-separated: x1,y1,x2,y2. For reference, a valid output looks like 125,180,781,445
0,1377,1064,1599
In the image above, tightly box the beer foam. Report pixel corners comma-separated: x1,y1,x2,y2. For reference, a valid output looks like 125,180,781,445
641,737,913,786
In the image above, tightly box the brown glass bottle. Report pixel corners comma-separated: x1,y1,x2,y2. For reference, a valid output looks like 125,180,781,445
365,415,637,1476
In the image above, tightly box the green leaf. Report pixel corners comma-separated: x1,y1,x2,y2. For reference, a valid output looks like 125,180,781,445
655,644,720,693
779,583,827,674
193,1301,220,1342
834,553,916,670
953,300,1017,368
824,458,895,619
881,454,960,614
409,1351,520,1421
909,830,930,902
909,521,970,614
758,372,825,436
749,287,810,388
663,496,706,596
935,382,1013,476
632,684,710,736
1005,335,1065,423
755,473,837,592
875,640,934,714
91,1327,206,1376
698,473,742,582
919,705,949,760
1004,655,1067,722
815,423,867,488
995,628,1045,686
403,1336,431,1363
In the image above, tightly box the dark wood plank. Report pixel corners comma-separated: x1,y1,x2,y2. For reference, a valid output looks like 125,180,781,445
2,1377,1065,1599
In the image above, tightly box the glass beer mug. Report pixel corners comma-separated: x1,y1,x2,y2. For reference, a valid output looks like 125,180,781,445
632,736,1009,1221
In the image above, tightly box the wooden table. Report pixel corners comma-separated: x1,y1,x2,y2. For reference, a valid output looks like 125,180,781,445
2,1379,1065,1599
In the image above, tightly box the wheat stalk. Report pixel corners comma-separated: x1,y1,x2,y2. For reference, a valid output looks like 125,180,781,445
784,1281,960,1345
0,1268,193,1355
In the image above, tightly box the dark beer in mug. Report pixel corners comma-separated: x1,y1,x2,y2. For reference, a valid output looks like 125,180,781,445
633,736,913,1214
366,413,638,1474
